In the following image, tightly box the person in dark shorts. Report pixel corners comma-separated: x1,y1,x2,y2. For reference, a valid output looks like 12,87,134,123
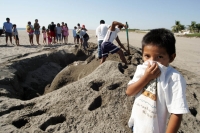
3,18,13,45
76,23,81,44
100,21,129,65
34,19,40,45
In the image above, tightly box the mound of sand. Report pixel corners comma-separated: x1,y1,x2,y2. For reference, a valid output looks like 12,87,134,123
0,42,199,132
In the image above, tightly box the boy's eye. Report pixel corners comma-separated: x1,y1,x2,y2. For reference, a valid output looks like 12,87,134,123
158,56,163,58
144,55,149,58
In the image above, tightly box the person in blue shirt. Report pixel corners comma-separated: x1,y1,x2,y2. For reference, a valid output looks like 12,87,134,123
3,18,13,45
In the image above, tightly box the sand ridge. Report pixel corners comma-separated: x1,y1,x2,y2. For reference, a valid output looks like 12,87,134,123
0,30,199,76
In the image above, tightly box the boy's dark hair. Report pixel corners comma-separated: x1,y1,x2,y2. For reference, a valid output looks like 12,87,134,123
77,23,80,26
28,21,31,24
74,26,77,29
142,28,176,56
42,26,45,30
13,24,16,27
100,20,105,24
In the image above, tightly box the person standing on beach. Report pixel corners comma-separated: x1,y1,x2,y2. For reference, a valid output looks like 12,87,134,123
49,22,56,44
42,26,47,44
96,20,110,59
100,21,129,65
46,29,52,45
76,23,81,44
26,21,34,46
12,24,20,46
79,25,89,50
61,22,65,42
34,19,40,45
73,26,77,44
56,23,62,44
126,29,189,133
3,18,13,45
62,23,69,44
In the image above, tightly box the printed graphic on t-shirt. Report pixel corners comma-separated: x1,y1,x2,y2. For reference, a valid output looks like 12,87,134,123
142,79,157,101
135,78,157,119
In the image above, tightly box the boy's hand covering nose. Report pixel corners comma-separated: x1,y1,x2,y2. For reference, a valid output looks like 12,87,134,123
144,62,161,81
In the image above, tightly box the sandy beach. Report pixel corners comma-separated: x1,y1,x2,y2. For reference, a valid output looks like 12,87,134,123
0,29,200,132
0,30,200,76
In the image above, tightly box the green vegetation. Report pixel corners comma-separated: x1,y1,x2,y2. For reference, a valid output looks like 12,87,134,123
183,33,200,38
171,21,200,37
121,29,139,32
172,21,185,33
172,21,200,33
121,29,149,33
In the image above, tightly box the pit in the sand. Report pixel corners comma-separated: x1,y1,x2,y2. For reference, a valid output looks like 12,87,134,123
0,43,142,100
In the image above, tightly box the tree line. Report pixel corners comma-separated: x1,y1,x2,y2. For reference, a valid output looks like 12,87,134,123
172,21,200,33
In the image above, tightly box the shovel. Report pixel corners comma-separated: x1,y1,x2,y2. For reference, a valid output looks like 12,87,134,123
125,22,130,55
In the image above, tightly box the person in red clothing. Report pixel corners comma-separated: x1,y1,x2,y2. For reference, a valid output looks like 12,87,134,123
48,22,56,44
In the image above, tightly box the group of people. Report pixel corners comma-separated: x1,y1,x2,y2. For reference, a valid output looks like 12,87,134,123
72,23,89,50
2,17,89,48
96,20,189,133
3,17,189,132
26,20,90,47
3,18,19,46
26,20,70,46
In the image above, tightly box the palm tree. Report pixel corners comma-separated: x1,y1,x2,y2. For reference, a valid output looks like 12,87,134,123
188,21,196,33
171,21,184,33
196,23,200,33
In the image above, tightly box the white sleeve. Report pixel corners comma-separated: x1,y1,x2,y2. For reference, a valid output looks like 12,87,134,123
166,73,189,114
128,65,145,85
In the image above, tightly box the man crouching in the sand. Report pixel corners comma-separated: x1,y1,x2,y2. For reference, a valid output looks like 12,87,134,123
100,21,129,65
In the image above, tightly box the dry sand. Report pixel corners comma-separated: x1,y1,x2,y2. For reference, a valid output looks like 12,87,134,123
0,30,199,76
0,30,200,132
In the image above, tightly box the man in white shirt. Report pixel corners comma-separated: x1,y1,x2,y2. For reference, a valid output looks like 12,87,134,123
96,20,110,59
3,18,13,45
100,21,129,65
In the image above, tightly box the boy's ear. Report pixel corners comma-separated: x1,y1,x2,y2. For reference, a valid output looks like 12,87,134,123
170,53,176,63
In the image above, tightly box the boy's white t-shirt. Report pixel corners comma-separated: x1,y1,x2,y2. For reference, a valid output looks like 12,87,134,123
13,28,18,36
128,61,189,133
103,28,120,43
96,24,110,41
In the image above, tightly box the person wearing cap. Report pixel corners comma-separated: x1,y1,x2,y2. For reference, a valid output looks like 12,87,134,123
100,21,129,65
79,25,89,50
3,18,13,45
96,20,110,59
34,19,40,45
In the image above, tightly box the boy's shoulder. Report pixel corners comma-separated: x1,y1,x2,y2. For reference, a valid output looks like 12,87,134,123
166,66,185,82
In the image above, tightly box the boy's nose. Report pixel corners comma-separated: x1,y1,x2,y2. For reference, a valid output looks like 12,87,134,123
149,57,157,61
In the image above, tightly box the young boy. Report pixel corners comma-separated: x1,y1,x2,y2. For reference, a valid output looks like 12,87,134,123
73,26,77,44
100,21,129,65
12,24,20,46
126,29,189,133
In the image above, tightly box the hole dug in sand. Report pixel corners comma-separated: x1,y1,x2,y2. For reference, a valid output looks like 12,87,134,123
0,43,138,101
0,43,100,100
